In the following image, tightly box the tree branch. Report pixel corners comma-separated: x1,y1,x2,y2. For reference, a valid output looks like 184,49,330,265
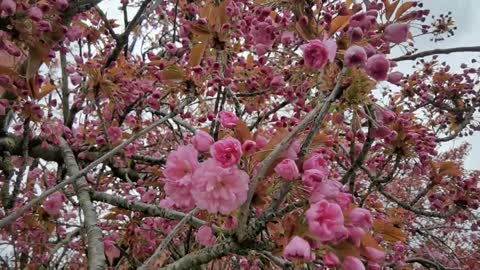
59,138,106,269
139,208,199,269
237,68,346,242
0,96,193,228
103,0,153,68
376,184,457,218
91,191,212,229
392,46,480,62
159,241,240,270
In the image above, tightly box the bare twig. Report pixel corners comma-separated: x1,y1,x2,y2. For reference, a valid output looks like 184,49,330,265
391,46,480,62
91,191,213,229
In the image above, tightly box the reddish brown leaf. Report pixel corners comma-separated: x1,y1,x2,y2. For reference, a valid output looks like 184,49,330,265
395,2,416,20
438,161,462,177
332,242,361,259
251,128,288,163
383,0,400,20
329,15,351,36
373,220,407,243
234,120,252,143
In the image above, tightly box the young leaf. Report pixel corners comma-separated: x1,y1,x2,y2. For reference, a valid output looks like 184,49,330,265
395,2,416,20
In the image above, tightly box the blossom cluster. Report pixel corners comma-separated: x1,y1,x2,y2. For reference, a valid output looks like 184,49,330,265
162,120,249,215
279,152,384,269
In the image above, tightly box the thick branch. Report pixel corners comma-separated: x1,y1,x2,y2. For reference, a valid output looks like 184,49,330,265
59,138,106,269
91,191,210,229
159,241,240,270
392,46,480,62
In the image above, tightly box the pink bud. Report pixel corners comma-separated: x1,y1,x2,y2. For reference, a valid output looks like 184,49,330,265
196,226,216,247
365,247,385,262
342,256,365,270
349,208,373,230
242,140,257,154
323,252,340,267
383,23,409,44
348,27,364,42
192,130,214,152
283,236,315,261
0,0,16,16
28,7,43,21
274,159,299,181
255,135,268,149
387,71,403,85
366,54,390,81
344,45,367,67
54,0,69,11
219,111,238,129
303,39,337,70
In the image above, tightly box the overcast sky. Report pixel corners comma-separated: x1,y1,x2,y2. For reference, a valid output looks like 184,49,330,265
393,0,480,170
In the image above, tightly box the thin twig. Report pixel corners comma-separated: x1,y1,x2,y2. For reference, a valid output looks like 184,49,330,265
391,45,480,62
139,208,199,270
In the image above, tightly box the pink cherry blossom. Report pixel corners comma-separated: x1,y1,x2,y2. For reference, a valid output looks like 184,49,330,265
191,159,249,214
347,226,366,247
104,239,120,265
283,236,315,261
383,23,409,44
28,7,43,21
274,159,299,181
283,139,301,160
366,54,390,81
219,111,238,128
255,135,268,149
345,45,368,67
303,153,328,171
192,130,214,152
242,140,257,154
306,199,346,242
342,256,365,270
164,179,196,209
323,252,340,267
387,71,403,85
43,192,65,216
349,208,373,230
196,226,216,247
210,137,243,168
0,0,16,16
107,127,123,143
303,39,337,70
365,247,385,262
54,0,69,11
302,169,329,190
163,144,199,181
310,180,343,203
280,31,295,46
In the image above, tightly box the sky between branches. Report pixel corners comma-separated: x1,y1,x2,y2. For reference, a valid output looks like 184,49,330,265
95,0,480,170
394,0,480,170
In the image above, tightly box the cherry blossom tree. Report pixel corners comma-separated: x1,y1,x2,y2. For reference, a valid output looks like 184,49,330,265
0,0,479,269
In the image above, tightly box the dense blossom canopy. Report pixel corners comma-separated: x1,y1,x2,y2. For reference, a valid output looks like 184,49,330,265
0,0,479,269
